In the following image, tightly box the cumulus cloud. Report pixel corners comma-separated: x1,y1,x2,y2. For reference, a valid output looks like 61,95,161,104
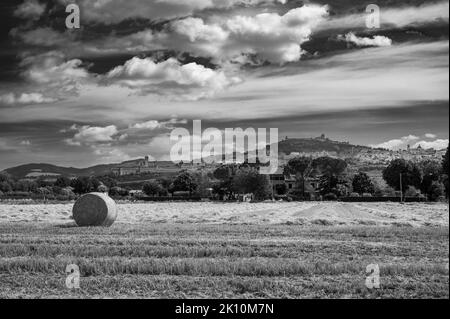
131,121,162,130
21,52,90,86
105,57,241,100
130,118,187,130
371,135,419,150
0,52,92,107
168,5,329,64
339,33,393,47
10,51,93,102
11,4,327,64
59,124,79,133
14,0,46,20
65,125,119,146
372,134,448,151
7,5,329,104
413,139,449,150
0,93,56,106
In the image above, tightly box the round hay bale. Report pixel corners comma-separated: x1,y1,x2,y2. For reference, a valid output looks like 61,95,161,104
72,193,117,227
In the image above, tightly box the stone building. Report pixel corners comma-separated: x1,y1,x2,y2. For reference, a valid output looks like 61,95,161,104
111,156,157,176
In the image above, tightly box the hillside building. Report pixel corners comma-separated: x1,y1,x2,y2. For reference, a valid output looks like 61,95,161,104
111,156,157,176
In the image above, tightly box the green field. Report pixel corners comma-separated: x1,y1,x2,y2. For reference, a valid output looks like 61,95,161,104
0,223,448,299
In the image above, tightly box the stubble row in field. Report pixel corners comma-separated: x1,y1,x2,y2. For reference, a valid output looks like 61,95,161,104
0,223,448,299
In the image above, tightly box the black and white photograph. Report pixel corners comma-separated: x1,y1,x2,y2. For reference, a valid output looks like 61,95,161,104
0,0,449,304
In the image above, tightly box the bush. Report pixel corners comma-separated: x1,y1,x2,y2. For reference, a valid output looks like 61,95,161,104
323,193,338,201
109,187,129,197
173,191,191,197
0,173,13,189
59,188,76,199
313,157,348,176
443,147,449,174
335,183,350,197
233,168,272,200
383,186,397,197
0,181,12,193
71,177,101,194
142,180,164,196
383,159,421,191
7,191,33,198
317,174,350,197
37,187,53,196
288,189,313,201
373,183,384,197
14,180,38,192
54,176,72,188
442,174,449,198
429,181,445,202
420,160,442,199
51,186,63,194
193,173,213,197
97,184,109,193
405,186,421,198
352,172,375,195
275,184,287,195
171,171,198,195
97,176,118,189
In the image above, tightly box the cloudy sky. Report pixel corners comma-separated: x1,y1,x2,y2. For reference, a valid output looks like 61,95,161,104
0,0,449,169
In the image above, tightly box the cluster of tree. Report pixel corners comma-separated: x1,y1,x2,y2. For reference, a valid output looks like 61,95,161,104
210,165,272,200
69,175,134,198
351,149,448,201
383,152,448,201
140,167,271,201
0,173,123,199
284,146,449,202
284,156,350,200
141,172,204,197
1,146,448,203
0,174,77,199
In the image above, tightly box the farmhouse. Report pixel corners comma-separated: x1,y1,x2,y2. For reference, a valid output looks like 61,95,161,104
269,168,318,196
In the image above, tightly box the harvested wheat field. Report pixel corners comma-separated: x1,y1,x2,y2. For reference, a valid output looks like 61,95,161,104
0,201,448,299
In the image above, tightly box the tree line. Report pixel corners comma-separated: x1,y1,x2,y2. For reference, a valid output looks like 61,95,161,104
142,147,449,201
282,147,449,201
1,147,448,202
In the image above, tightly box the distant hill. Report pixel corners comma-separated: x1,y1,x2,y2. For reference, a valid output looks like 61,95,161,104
2,137,373,179
278,137,371,155
3,162,124,179
2,159,180,179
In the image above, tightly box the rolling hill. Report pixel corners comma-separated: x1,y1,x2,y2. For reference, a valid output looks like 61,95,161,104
2,163,122,179
278,137,371,155
2,137,373,179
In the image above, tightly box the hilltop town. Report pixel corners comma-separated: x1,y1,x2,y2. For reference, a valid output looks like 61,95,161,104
3,135,446,180
110,135,446,177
